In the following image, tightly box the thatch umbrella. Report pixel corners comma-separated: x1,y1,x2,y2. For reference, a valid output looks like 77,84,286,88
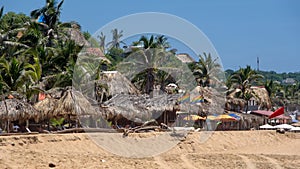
34,97,58,120
0,98,39,132
53,88,97,117
0,99,39,122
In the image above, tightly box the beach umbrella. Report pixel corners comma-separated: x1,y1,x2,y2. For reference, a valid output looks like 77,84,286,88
206,115,217,120
215,114,237,121
228,113,241,120
259,124,274,129
290,127,300,132
183,115,205,121
274,124,294,130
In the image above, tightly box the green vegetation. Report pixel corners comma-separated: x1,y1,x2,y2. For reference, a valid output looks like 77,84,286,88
0,0,299,111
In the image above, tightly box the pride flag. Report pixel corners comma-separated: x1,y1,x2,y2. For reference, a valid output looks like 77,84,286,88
178,93,190,104
191,95,204,104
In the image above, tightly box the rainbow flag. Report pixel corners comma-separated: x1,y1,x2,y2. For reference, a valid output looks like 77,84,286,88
178,93,190,104
191,95,204,104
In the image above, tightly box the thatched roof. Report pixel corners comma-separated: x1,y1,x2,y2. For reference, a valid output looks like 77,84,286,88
53,87,97,117
190,86,226,114
251,87,272,109
0,99,39,122
65,28,90,47
100,93,180,122
34,97,58,119
79,47,111,63
226,86,272,110
101,86,226,122
97,71,140,96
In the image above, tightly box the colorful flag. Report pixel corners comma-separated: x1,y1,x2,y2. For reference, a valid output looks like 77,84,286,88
191,95,204,104
269,107,284,119
178,93,190,104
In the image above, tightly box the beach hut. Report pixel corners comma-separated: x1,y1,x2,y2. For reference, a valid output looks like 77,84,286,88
100,93,180,127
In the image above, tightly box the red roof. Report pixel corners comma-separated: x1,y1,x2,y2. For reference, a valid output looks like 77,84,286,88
251,110,290,119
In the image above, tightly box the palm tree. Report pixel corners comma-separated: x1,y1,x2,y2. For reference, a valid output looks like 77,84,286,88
0,6,4,19
98,32,106,53
229,66,264,109
0,57,27,92
107,28,125,49
191,52,222,87
230,65,263,95
30,0,75,47
139,35,157,49
30,0,64,30
155,35,170,49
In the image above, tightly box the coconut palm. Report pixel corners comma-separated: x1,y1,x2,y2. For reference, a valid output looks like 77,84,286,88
230,65,263,94
98,32,106,53
0,57,27,92
155,35,170,49
107,28,125,49
229,66,264,109
0,6,3,19
191,52,222,87
139,35,157,49
30,0,64,30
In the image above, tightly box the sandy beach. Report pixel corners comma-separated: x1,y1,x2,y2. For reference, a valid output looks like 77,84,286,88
0,130,299,169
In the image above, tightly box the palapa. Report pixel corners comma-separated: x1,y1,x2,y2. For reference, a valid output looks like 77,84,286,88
0,99,39,122
96,71,140,96
53,88,97,117
34,97,58,120
226,87,272,110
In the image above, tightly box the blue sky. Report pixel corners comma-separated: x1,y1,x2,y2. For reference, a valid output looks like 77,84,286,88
2,0,300,73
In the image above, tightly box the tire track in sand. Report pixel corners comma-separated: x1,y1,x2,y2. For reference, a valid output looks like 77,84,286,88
237,154,256,169
257,154,283,169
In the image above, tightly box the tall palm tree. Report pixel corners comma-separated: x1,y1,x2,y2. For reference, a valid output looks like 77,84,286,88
107,28,125,49
0,6,4,19
30,0,64,30
98,32,106,53
230,65,263,95
191,52,222,87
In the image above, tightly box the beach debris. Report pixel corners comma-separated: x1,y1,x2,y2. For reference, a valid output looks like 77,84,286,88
48,163,56,168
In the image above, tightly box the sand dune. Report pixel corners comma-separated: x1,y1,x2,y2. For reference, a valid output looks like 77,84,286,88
0,130,299,169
